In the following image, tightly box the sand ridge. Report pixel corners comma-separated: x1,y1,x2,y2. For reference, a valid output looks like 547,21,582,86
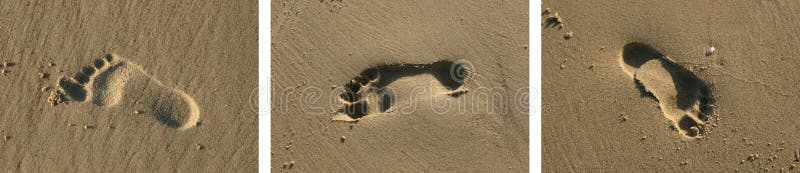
56,54,200,130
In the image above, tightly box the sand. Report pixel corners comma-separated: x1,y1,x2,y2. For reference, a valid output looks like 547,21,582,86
543,1,800,172
0,1,256,172
272,0,529,172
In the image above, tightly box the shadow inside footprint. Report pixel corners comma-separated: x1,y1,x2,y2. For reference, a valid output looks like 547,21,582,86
620,43,716,137
59,78,87,101
150,94,191,128
334,59,473,121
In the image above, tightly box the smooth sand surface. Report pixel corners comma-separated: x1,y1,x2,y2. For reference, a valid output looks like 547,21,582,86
0,1,256,172
272,0,528,172
544,1,800,172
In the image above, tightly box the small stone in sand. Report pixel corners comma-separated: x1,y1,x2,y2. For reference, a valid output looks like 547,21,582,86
196,144,205,150
133,110,142,115
340,135,346,143
38,72,49,79
1,69,7,74
706,47,715,56
283,161,295,169
3,135,10,140
748,154,758,161
48,62,55,67
84,125,95,129
40,86,50,93
680,161,689,166
564,32,573,40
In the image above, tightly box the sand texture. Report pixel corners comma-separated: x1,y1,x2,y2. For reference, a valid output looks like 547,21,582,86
0,1,256,172
272,0,529,172
544,0,800,172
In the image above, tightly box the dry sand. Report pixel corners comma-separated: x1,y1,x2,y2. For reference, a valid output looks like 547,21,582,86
544,1,800,172
0,1,256,172
272,0,528,172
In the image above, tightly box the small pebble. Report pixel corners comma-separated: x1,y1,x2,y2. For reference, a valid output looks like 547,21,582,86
748,154,758,161
38,72,49,79
48,62,55,67
706,47,715,56
3,135,10,140
196,144,205,150
340,135,346,143
680,161,689,166
133,110,142,115
564,32,573,40
84,125,95,129
283,161,295,169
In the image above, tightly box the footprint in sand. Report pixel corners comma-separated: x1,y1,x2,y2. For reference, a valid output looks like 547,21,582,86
618,43,715,138
56,54,200,130
332,60,473,122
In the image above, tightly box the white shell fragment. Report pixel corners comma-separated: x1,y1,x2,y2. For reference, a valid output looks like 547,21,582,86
705,47,715,56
